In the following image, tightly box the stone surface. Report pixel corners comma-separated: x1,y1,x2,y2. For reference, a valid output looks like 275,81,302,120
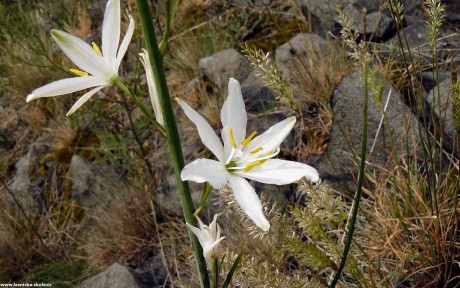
70,155,99,209
8,137,54,213
241,70,276,113
385,22,458,65
419,71,451,94
444,1,460,24
426,79,457,155
156,174,203,216
199,48,252,91
77,263,144,288
332,4,394,42
297,0,382,32
135,254,168,287
276,33,329,84
313,71,420,189
354,11,394,42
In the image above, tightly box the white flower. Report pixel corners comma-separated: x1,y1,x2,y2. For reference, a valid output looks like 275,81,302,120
177,78,319,232
186,215,225,262
139,49,164,125
26,0,134,116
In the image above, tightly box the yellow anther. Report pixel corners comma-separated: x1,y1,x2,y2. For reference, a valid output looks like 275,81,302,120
242,131,257,147
243,159,267,172
92,42,102,56
249,147,263,155
229,128,237,149
69,68,89,77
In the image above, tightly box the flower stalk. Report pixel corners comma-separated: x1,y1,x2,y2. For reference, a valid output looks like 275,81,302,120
329,62,369,288
114,78,166,137
134,0,210,287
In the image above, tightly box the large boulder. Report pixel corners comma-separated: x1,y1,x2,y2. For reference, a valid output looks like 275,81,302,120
199,48,252,91
77,263,144,288
8,137,54,213
385,22,458,66
296,0,388,36
425,79,458,155
339,4,394,42
241,70,276,113
313,71,421,189
276,33,330,86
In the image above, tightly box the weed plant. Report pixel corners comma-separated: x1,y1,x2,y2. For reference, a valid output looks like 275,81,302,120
1,0,460,287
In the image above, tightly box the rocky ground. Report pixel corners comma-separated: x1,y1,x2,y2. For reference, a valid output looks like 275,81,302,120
1,0,460,287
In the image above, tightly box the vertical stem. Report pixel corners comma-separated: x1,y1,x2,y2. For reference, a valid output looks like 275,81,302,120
134,1,210,287
212,258,219,288
329,63,369,288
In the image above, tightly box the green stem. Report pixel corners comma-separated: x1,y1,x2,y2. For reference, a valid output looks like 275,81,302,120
114,79,166,137
329,63,369,288
135,1,210,287
159,0,172,54
212,258,219,288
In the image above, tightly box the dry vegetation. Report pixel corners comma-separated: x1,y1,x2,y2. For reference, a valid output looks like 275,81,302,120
1,0,460,287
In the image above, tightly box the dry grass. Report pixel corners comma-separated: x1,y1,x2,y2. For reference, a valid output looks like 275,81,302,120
3,0,460,287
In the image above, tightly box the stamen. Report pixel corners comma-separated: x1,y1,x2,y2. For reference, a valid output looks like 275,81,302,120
242,131,257,147
228,128,237,149
244,159,268,172
69,68,88,77
249,147,263,155
92,42,102,56
254,148,280,162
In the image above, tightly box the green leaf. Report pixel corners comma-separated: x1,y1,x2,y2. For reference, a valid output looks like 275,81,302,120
222,246,245,288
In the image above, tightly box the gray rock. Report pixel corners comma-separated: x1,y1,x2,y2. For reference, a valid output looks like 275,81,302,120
297,0,381,31
135,254,168,287
241,70,276,113
399,0,425,25
199,48,252,91
444,1,460,24
8,138,54,213
419,71,452,94
354,12,394,42
157,175,203,216
77,263,144,288
313,71,420,189
297,0,348,31
275,33,329,85
385,22,458,65
426,79,457,155
333,4,394,41
70,155,98,208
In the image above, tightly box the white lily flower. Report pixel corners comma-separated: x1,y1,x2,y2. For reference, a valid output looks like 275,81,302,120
139,49,164,125
177,78,319,232
186,215,225,262
26,0,134,116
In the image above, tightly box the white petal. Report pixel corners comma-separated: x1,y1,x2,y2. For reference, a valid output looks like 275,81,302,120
228,175,270,231
66,85,107,116
243,116,296,157
51,30,113,79
186,223,207,244
139,49,163,125
177,98,225,162
26,76,108,102
102,0,120,70
221,78,247,158
116,15,135,70
202,237,225,259
181,159,228,189
208,214,218,237
237,159,320,184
